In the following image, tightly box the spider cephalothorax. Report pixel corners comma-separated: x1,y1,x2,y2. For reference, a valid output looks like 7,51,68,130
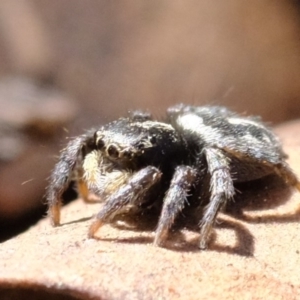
46,104,300,249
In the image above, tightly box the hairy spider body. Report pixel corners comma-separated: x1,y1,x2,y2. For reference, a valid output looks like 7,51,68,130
47,104,300,249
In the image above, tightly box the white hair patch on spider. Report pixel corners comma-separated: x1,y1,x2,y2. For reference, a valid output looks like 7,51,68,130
177,113,224,144
46,104,300,250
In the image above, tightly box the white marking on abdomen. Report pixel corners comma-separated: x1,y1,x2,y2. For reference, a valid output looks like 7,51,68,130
177,114,223,143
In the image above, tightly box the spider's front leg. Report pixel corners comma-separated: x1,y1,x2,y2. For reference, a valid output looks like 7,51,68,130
88,166,161,238
199,147,235,249
46,133,94,226
154,166,197,246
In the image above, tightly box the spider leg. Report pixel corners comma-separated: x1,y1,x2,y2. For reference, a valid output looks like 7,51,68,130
75,166,90,201
129,110,152,121
46,132,94,226
199,147,235,249
74,166,103,203
275,162,300,192
154,166,197,246
224,146,300,191
88,166,161,238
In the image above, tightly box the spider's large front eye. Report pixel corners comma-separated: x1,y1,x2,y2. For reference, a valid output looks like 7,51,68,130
149,135,157,145
107,144,119,158
137,143,145,150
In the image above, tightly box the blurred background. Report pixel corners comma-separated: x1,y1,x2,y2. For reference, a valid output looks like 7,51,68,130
1,0,300,241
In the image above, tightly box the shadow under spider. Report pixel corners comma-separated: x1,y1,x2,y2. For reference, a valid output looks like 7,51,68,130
96,214,254,256
226,174,300,223
62,216,94,226
64,174,299,256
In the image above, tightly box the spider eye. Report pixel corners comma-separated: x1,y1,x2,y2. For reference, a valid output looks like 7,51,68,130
96,138,105,149
107,144,119,158
137,143,145,150
122,150,133,159
149,135,157,144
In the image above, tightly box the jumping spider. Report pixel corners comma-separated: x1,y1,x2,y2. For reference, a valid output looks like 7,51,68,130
46,104,300,249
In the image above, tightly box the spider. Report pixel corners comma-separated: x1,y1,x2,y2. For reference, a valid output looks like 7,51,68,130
46,104,300,249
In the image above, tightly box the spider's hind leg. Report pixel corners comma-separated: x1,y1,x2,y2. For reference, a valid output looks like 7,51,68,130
129,110,152,122
275,162,300,192
200,147,235,249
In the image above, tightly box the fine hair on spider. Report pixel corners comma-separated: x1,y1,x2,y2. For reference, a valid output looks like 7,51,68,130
46,104,300,249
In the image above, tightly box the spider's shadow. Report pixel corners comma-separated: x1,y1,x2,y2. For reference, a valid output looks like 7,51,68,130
100,174,298,256
227,174,299,222
64,174,299,257
102,217,254,256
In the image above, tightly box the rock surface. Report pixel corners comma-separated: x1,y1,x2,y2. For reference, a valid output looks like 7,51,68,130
0,120,300,299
